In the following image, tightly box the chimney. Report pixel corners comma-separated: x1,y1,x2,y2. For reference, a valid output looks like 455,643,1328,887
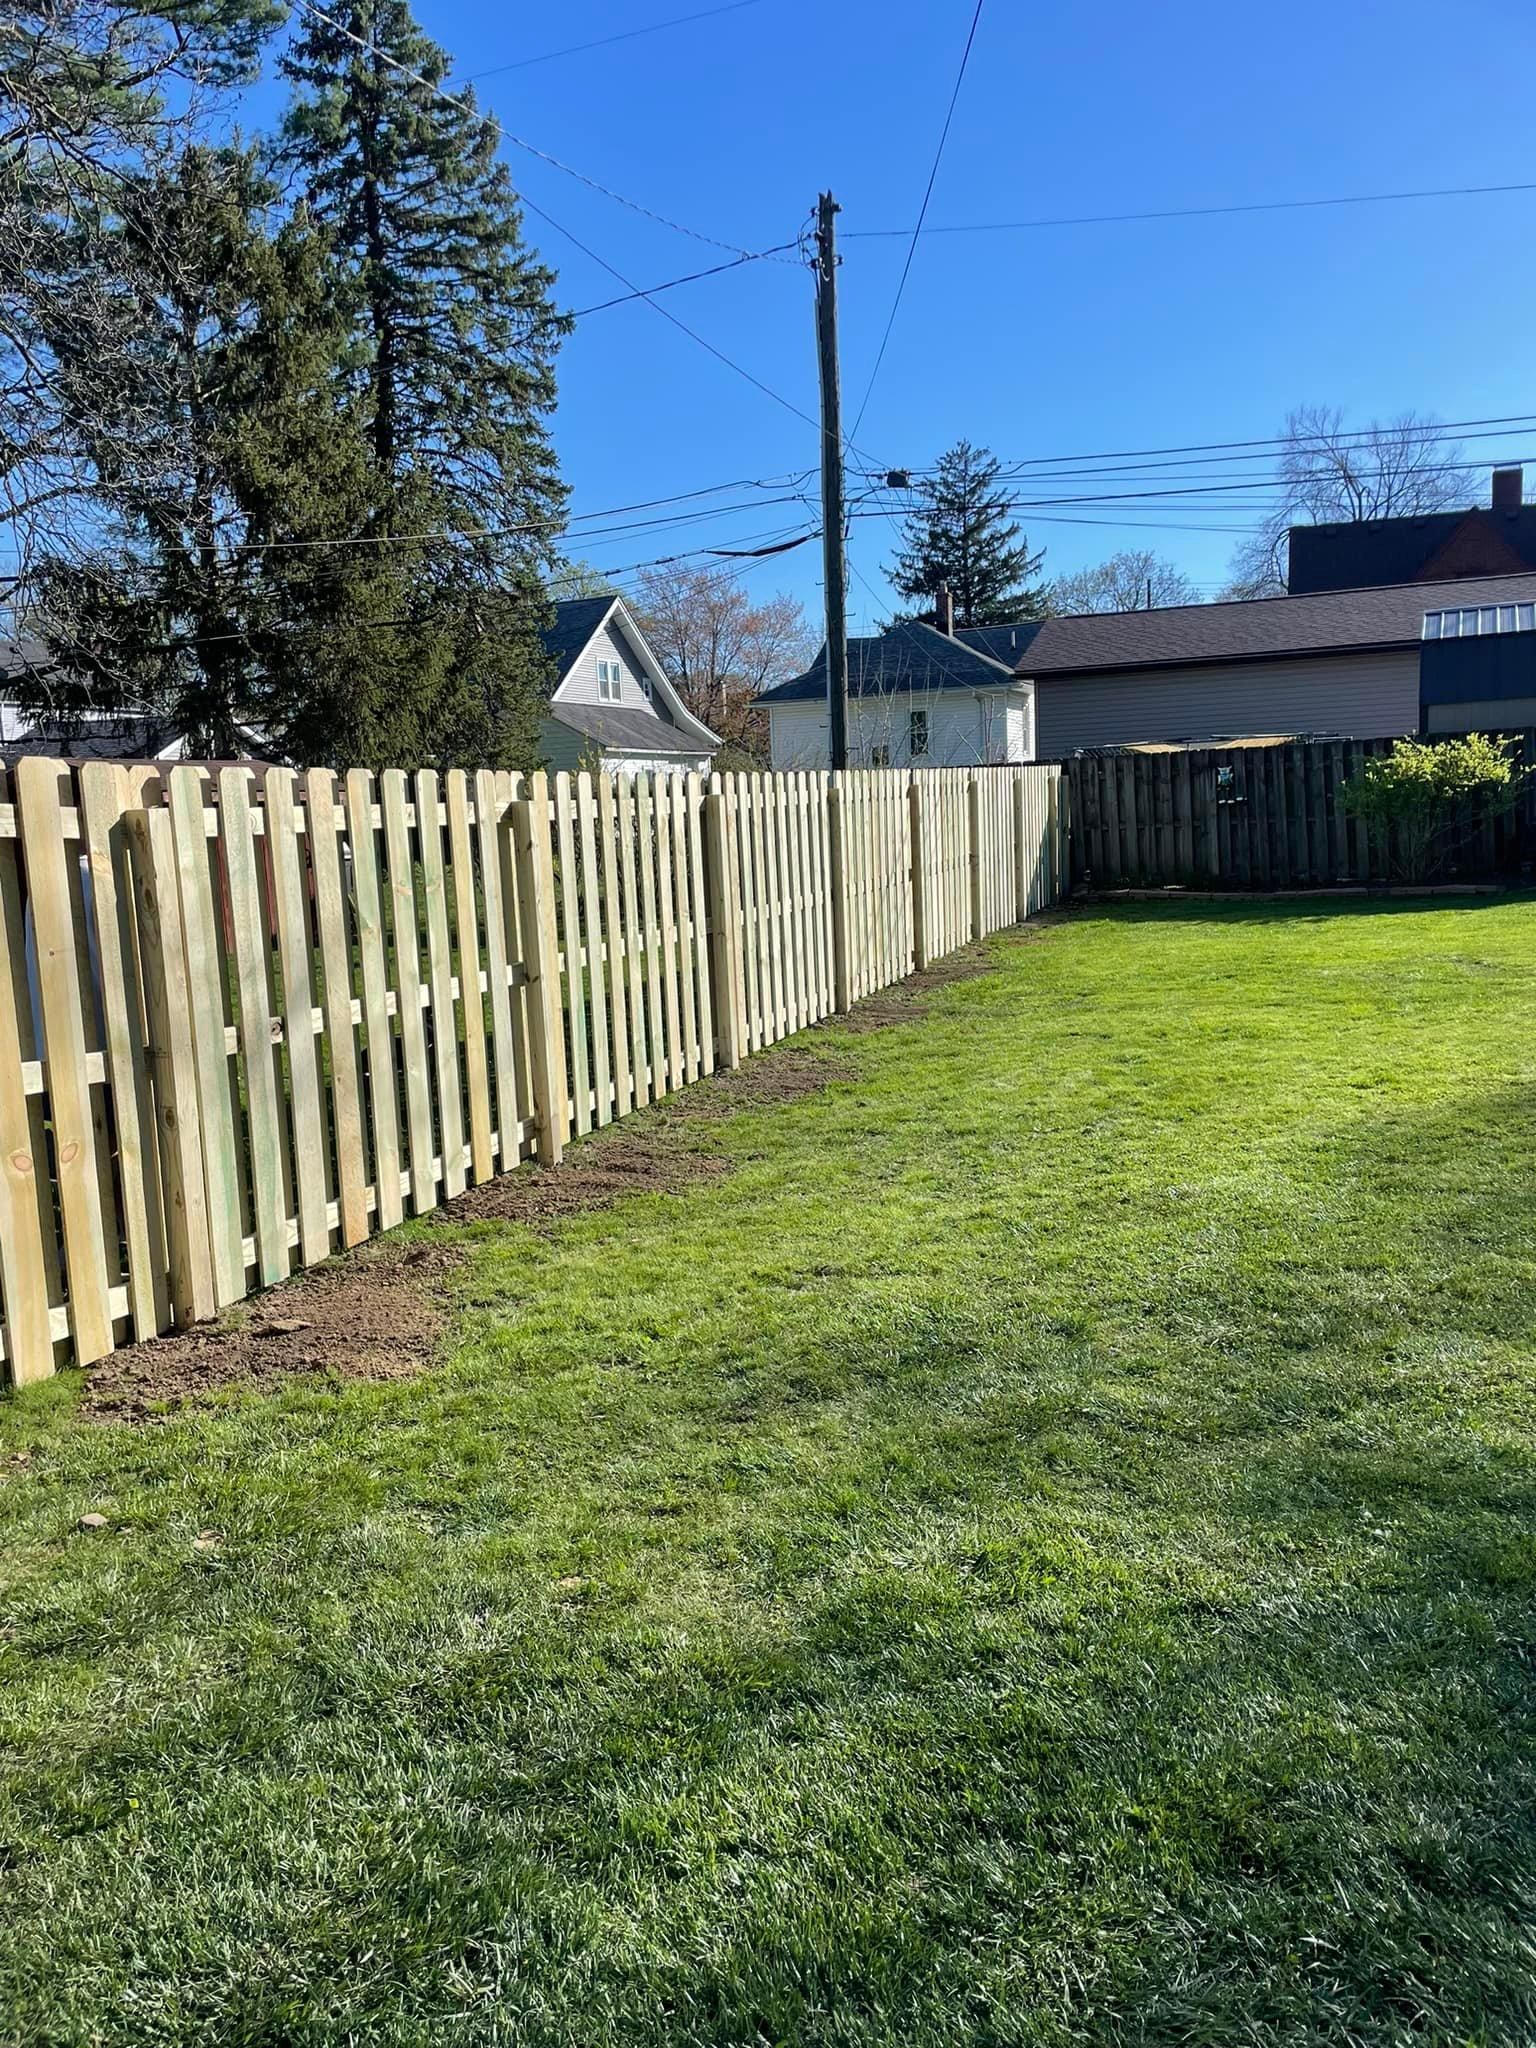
934,582,954,635
1492,466,1523,517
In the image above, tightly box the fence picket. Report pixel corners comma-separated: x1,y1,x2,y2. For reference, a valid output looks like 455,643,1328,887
309,769,369,1247
0,757,1065,1384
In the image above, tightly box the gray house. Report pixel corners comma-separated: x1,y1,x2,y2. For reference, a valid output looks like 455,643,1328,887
540,596,718,775
1020,571,1536,755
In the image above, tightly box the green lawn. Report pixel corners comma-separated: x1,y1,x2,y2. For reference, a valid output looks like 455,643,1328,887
4,898,1536,2046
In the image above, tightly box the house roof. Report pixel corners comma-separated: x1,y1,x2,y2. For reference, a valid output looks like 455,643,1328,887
954,622,1046,666
547,700,713,759
540,593,720,751
0,635,54,684
1017,570,1536,679
5,713,184,760
1287,506,1536,594
759,621,1021,704
540,596,616,686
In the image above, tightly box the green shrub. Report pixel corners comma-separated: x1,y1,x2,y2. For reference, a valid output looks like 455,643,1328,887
1341,732,1522,881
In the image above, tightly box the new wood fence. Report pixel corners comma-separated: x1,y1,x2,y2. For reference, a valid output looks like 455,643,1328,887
1066,731,1536,890
0,758,1064,1387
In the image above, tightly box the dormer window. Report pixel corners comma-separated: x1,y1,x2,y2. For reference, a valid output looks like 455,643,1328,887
597,658,624,701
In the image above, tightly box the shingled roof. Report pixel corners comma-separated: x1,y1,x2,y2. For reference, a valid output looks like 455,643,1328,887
760,621,1021,704
540,596,615,687
1017,571,1536,679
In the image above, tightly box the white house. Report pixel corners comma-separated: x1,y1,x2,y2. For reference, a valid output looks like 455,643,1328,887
541,595,718,775
757,621,1036,770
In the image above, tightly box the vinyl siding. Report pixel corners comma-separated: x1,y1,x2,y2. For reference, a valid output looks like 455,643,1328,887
553,615,676,728
1032,648,1420,756
767,688,1032,769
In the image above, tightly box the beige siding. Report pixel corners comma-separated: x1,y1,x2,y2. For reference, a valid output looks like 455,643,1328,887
1033,648,1420,756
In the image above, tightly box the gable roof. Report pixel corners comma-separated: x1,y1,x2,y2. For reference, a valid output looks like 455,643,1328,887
540,594,720,750
1287,506,1536,593
540,596,616,686
760,620,1023,704
1016,570,1536,680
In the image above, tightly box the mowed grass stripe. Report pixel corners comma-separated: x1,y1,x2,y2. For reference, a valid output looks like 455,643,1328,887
2,898,1535,2045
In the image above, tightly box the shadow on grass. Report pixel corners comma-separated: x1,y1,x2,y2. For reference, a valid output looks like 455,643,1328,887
8,1053,1536,2042
1069,889,1536,929
367,1085,1536,2044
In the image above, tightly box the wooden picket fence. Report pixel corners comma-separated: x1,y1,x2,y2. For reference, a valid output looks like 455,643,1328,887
0,757,1064,1388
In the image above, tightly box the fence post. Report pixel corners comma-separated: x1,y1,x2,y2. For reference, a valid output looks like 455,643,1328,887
909,776,931,971
0,762,57,1385
967,769,983,942
828,771,852,1010
704,778,746,1068
511,771,568,1165
124,802,216,1329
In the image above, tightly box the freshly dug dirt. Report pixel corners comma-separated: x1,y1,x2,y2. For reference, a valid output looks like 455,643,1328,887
831,945,999,1033
439,1046,851,1228
77,932,1053,1422
81,1242,462,1422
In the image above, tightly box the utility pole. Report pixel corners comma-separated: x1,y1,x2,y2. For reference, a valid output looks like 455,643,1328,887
814,190,850,771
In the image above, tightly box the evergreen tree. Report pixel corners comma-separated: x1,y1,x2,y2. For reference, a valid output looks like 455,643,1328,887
25,145,417,761
887,440,1048,627
2,0,281,614
278,0,569,764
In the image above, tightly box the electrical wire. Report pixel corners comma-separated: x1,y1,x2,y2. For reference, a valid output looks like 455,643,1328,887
852,414,1536,482
847,0,985,442
568,244,798,318
293,2,823,434
296,0,775,260
452,1,769,84
841,179,1536,242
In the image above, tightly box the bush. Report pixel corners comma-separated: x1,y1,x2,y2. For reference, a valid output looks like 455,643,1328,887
1342,733,1522,882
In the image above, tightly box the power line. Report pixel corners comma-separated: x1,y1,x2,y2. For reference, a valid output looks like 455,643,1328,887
841,178,1536,242
293,2,823,436
568,244,798,318
848,0,985,441
296,0,770,260
452,1,769,84
849,413,1536,482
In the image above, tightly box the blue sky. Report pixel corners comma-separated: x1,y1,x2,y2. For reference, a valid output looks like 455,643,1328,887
262,0,1536,631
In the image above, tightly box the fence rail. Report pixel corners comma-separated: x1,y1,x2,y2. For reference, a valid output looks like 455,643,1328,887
1065,731,1536,891
0,759,1064,1387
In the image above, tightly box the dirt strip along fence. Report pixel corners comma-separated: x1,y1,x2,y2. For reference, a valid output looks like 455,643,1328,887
1065,730,1536,891
0,758,1064,1387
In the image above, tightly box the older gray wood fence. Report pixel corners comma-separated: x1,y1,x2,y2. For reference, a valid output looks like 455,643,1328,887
1065,732,1536,889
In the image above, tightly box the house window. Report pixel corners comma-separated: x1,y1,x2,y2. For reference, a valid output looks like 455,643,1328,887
870,744,891,768
909,709,929,758
597,658,624,701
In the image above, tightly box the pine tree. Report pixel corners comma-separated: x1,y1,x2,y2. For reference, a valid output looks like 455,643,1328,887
278,0,569,764
25,145,415,761
887,440,1049,627
2,0,282,618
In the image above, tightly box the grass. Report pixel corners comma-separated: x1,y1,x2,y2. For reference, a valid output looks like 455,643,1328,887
4,897,1536,2045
